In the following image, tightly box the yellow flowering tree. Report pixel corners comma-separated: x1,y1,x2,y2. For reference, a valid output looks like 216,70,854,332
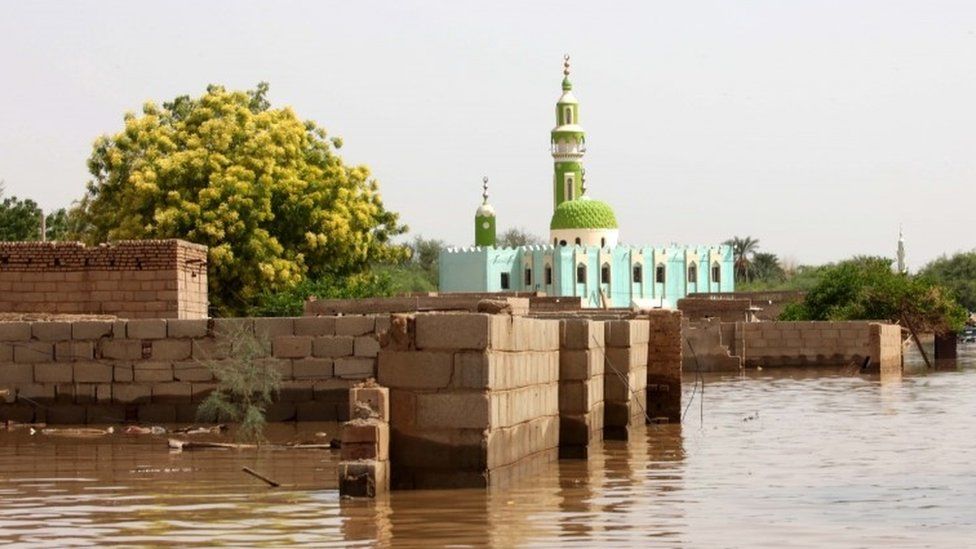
74,83,406,314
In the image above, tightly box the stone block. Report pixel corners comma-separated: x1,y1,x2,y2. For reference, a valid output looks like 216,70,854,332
113,384,151,404
14,342,53,363
253,317,295,339
72,321,114,340
415,313,490,350
35,363,72,383
342,420,390,461
167,319,210,338
334,357,375,379
133,362,173,382
31,322,72,341
312,336,354,358
561,319,603,350
294,317,335,336
17,383,55,402
453,351,489,389
55,341,95,362
273,335,311,358
73,362,113,383
560,349,603,380
0,363,34,384
0,343,10,362
152,340,192,361
255,357,291,380
101,340,143,360
127,319,168,339
416,392,489,429
350,386,390,421
338,459,389,498
173,362,213,382
191,338,228,360
354,336,381,358
152,382,192,402
377,351,453,389
335,316,376,336
293,358,334,380
0,322,31,341
113,364,134,382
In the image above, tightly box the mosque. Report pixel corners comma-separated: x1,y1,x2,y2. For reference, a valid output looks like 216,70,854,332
438,57,735,308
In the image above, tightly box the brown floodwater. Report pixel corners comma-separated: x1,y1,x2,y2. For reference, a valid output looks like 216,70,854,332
2,346,975,547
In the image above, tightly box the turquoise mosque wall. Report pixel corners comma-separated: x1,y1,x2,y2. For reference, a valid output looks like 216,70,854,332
439,244,735,308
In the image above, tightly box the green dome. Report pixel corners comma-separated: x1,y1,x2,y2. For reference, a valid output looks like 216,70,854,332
549,198,618,230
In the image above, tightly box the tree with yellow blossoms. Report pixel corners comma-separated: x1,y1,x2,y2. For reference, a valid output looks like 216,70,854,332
73,83,406,314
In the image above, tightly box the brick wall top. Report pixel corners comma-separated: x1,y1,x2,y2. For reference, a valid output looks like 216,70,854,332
0,239,207,272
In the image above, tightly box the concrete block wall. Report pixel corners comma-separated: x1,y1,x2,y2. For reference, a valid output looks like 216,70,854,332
0,240,208,319
557,319,605,458
603,319,649,439
0,315,386,424
869,323,902,375
645,310,683,422
737,321,902,369
378,313,560,489
677,297,753,322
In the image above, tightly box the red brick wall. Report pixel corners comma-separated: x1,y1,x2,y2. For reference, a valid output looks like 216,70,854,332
0,240,207,319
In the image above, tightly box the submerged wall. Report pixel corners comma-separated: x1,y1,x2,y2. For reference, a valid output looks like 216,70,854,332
0,240,208,319
733,321,901,373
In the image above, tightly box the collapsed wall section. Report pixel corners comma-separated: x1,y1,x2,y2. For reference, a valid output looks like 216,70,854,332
378,313,560,489
0,240,208,319
0,315,384,424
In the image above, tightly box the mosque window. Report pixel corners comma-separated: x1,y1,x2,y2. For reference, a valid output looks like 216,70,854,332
564,173,575,201
545,265,553,285
601,263,611,284
559,240,567,246
655,263,666,284
554,238,558,246
500,272,510,290
633,264,643,283
564,106,573,125
574,237,581,246
687,263,697,283
524,267,532,286
711,262,721,284
576,263,586,284
600,237,606,248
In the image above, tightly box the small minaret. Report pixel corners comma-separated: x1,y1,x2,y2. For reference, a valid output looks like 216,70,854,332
475,176,496,247
897,225,907,274
551,55,585,210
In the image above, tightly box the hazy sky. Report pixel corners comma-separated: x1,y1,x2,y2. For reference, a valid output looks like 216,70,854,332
1,1,974,269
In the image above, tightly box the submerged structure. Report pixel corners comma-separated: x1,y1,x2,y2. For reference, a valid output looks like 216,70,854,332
440,57,735,307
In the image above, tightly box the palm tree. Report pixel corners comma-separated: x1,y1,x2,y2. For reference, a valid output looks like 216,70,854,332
751,252,785,283
723,236,760,283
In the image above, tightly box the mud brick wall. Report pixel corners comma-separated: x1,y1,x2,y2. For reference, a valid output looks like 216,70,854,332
0,240,208,319
378,313,560,489
557,319,605,459
603,319,649,439
645,310,683,422
677,298,753,322
738,321,902,370
0,315,387,424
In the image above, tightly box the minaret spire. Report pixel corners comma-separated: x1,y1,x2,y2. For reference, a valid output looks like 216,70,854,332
474,176,496,247
896,225,907,274
551,54,585,209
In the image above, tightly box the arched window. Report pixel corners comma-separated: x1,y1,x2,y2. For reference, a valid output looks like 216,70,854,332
600,237,606,248
554,238,558,246
576,263,587,284
574,237,581,246
601,262,611,284
559,239,567,246
545,264,553,285
687,262,698,283
524,266,532,286
711,262,721,284
564,106,573,125
564,173,575,201
633,263,643,283
655,263,666,284
500,272,510,290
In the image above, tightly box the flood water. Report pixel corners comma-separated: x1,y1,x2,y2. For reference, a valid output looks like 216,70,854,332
1,346,975,547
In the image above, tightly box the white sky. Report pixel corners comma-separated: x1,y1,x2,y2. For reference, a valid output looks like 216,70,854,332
1,0,974,269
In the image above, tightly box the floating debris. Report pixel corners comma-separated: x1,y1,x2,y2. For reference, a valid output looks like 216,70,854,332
30,426,115,437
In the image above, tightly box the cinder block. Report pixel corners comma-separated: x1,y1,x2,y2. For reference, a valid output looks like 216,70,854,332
312,336,354,358
191,338,228,360
293,358,334,380
273,335,311,358
453,351,489,389
278,381,315,402
254,317,295,339
377,351,452,388
14,341,54,364
113,383,152,404
31,322,72,341
151,340,192,360
560,349,602,380
55,341,95,362
101,340,143,360
17,383,55,402
211,318,254,336
354,336,381,358
335,316,376,336
334,357,375,379
152,382,192,402
173,362,213,382
133,362,174,382
416,392,489,429
72,321,114,340
167,319,210,338
34,362,71,383
0,363,34,384
126,319,168,339
113,364,133,382
350,386,390,421
73,362,113,383
415,314,490,350
0,322,31,341
338,459,389,498
294,317,335,336
561,319,604,350
342,420,390,461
